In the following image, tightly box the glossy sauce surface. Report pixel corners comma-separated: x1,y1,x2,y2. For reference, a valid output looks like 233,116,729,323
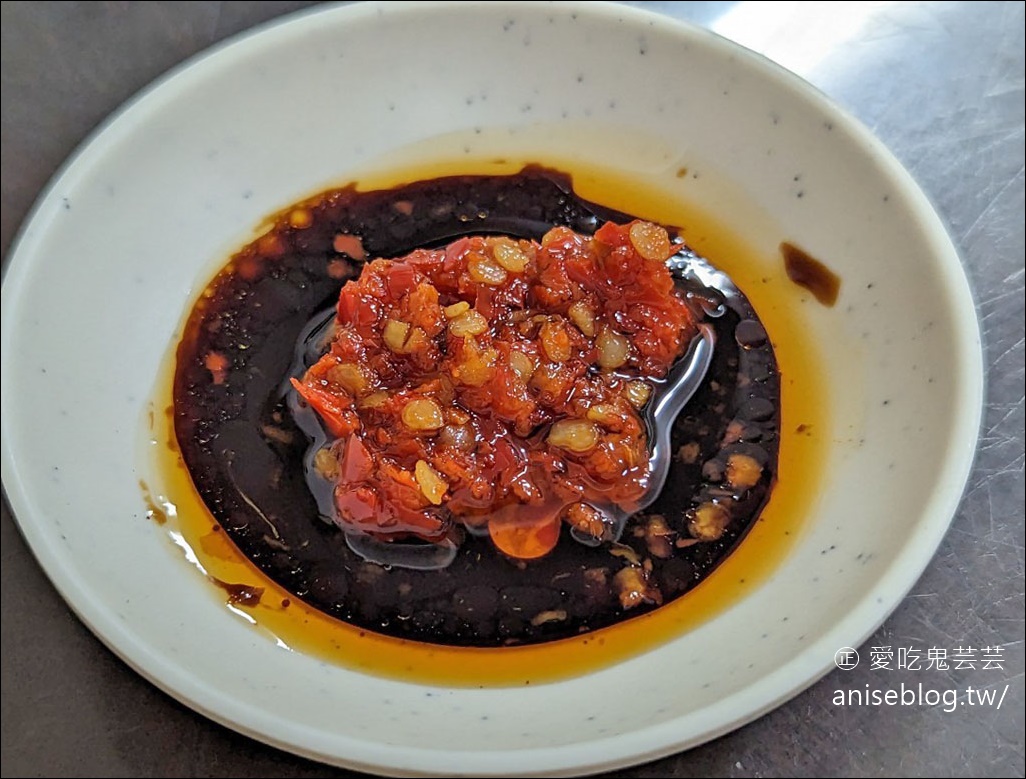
145,161,830,684
780,241,841,307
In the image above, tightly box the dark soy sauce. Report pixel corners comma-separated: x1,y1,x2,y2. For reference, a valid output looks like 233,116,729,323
173,168,780,647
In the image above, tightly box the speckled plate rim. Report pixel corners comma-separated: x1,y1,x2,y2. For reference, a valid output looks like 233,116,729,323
0,2,983,776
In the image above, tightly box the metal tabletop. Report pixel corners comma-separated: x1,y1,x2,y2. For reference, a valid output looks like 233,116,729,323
2,2,1022,776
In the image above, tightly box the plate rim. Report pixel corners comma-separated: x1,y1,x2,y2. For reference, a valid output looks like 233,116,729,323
0,1,985,776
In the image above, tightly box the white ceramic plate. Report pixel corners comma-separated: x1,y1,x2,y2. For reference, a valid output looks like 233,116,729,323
1,2,982,776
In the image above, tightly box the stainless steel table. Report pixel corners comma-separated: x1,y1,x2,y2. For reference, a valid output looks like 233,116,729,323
2,2,1022,776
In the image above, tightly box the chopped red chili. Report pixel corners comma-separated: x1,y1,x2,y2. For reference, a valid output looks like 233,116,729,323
293,221,695,558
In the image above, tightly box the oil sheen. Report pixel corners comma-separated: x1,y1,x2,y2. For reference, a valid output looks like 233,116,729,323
141,157,829,686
